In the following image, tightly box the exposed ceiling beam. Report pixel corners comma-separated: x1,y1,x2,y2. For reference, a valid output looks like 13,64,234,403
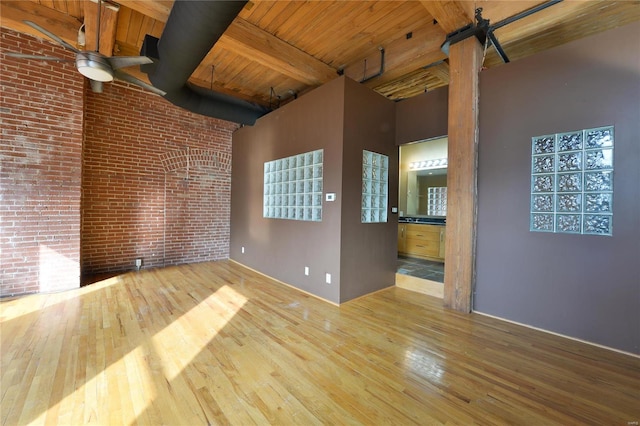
219,18,337,86
115,0,172,23
420,0,472,34
0,0,81,48
426,61,450,85
114,2,337,88
84,0,120,56
373,68,447,100
343,21,447,89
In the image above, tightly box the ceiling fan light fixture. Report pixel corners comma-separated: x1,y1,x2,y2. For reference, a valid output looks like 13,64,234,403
76,52,113,82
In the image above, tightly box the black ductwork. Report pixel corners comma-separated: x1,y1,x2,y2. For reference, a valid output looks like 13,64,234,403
141,0,270,125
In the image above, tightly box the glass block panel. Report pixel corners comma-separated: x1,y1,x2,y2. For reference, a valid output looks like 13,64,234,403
532,175,555,193
361,150,388,223
532,135,555,154
584,171,612,192
531,214,554,232
557,131,583,152
557,173,582,192
530,126,613,236
585,126,613,149
557,152,582,172
263,149,323,221
584,215,612,235
532,155,554,173
531,194,554,212
557,194,582,212
585,193,612,213
428,187,447,216
585,149,613,170
557,214,581,233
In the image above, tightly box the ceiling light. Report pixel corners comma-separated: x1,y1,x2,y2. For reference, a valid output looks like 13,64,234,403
76,52,113,82
409,157,448,171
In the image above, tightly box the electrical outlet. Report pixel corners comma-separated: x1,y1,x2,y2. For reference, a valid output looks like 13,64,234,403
135,258,142,268
304,266,309,276
241,246,245,254
325,273,331,284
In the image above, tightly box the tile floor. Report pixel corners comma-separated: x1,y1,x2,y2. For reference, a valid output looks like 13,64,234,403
397,255,444,283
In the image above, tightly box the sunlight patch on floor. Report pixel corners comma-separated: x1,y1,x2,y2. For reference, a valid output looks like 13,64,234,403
151,285,248,381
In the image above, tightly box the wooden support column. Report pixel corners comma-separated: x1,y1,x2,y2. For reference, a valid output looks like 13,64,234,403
443,36,483,313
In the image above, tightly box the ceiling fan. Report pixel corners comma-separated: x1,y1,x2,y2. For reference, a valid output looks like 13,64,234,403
5,0,165,96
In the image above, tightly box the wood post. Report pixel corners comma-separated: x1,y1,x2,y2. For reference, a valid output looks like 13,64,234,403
443,36,483,313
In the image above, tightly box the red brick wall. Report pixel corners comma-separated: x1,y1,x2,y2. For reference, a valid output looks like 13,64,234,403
0,29,84,296
1,27,237,295
82,78,237,275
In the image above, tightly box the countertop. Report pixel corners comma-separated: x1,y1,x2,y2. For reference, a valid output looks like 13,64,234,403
398,216,446,225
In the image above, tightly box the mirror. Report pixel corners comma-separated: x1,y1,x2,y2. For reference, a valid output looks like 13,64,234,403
399,137,448,217
406,168,447,216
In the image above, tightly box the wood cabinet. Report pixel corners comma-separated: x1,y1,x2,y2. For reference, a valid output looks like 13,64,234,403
398,223,445,262
398,224,407,253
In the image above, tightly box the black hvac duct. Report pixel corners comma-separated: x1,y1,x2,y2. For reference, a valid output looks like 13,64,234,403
141,0,270,125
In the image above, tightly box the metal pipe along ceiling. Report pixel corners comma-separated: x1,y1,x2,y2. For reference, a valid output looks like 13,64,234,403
142,0,270,125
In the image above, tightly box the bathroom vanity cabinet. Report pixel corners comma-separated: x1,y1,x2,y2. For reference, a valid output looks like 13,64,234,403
398,223,445,262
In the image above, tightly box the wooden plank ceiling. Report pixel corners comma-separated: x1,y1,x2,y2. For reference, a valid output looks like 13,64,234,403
1,0,639,107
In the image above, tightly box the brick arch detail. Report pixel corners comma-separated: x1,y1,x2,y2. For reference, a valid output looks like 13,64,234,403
159,147,232,267
160,148,231,174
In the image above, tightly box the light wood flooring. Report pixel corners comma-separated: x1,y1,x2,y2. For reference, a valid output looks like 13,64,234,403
1,260,639,425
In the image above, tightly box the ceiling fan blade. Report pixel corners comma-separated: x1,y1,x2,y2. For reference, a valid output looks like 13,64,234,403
113,70,166,96
5,52,73,62
23,20,80,54
107,56,153,70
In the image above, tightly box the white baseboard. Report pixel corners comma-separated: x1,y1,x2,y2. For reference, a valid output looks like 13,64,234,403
474,310,640,359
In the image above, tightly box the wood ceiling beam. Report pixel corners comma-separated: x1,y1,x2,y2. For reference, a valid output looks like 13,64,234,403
219,18,338,86
113,2,337,87
420,0,472,35
426,61,450,85
84,0,120,56
343,21,447,90
115,0,172,23
0,1,81,48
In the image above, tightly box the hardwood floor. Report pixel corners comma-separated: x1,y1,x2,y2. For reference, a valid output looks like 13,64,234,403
1,260,639,425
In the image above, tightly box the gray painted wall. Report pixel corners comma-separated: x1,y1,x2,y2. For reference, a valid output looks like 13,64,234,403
340,78,398,301
230,77,345,303
475,22,640,354
396,86,448,145
230,76,398,304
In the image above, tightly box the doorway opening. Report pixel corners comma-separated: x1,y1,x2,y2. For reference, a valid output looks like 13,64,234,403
396,137,447,297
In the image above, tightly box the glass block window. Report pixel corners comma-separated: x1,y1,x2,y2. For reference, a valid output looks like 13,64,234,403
530,126,613,235
362,150,388,223
428,187,447,216
264,149,323,221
